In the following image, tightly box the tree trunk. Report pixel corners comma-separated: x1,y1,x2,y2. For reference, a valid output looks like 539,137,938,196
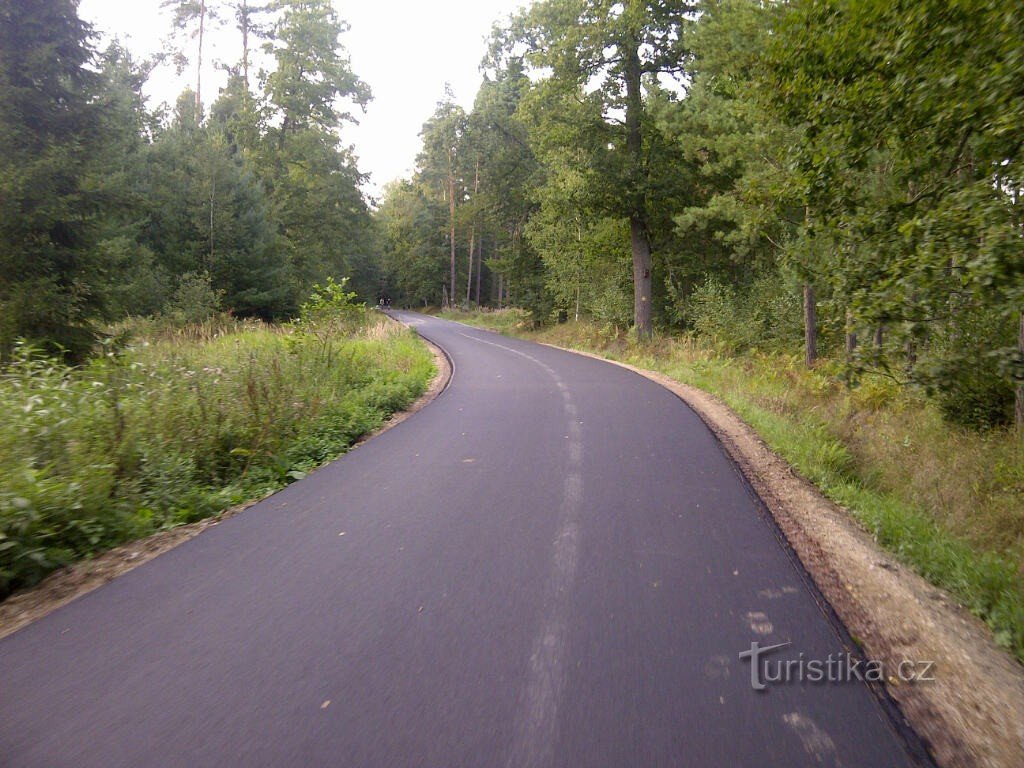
905,338,918,373
466,160,480,306
874,326,885,347
466,227,474,306
624,32,652,339
195,0,206,117
241,0,250,90
497,274,503,310
845,309,857,356
630,217,652,336
803,284,818,366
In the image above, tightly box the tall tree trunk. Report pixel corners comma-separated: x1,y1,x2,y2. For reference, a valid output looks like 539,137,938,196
466,227,474,306
575,222,582,321
803,284,818,366
497,274,504,310
241,0,249,90
624,33,652,338
466,160,479,306
630,217,652,336
195,0,206,117
874,326,885,347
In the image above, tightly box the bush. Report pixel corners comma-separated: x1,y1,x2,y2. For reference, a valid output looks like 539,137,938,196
297,276,366,333
687,273,802,352
918,306,1017,429
167,271,223,325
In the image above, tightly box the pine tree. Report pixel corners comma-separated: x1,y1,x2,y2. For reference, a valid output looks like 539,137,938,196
0,0,102,357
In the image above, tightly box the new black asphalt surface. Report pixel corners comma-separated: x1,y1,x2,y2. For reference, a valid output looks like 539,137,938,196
0,312,928,767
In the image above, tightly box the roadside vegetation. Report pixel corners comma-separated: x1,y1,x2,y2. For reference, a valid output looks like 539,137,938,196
443,306,1024,662
0,288,433,599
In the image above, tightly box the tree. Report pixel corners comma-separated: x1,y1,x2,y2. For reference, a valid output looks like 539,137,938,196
89,43,170,317
417,90,467,308
506,0,695,336
376,180,449,306
256,0,376,301
0,0,102,357
226,0,271,90
656,1,797,313
142,91,292,318
264,0,370,149
763,0,1024,424
163,0,220,116
465,60,543,313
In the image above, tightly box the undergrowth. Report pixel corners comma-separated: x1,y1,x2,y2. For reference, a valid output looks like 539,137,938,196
0,308,433,598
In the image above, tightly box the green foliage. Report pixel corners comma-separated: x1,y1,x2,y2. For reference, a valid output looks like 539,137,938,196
918,306,1017,429
759,0,1024,426
685,274,803,353
376,180,449,307
0,0,103,359
0,0,379,361
167,271,223,324
297,276,365,332
0,318,433,598
265,0,370,140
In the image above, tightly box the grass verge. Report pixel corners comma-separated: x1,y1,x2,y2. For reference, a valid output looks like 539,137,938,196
441,307,1024,662
0,314,434,599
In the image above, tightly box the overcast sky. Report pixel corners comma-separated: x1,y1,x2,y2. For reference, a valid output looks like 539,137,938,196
78,0,529,201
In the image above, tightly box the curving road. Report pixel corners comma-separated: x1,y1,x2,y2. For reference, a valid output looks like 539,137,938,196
0,312,930,767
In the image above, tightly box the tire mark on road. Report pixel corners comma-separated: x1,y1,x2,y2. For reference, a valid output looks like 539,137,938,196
457,332,583,768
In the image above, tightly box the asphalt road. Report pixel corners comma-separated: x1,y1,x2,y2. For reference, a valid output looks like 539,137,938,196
0,312,929,767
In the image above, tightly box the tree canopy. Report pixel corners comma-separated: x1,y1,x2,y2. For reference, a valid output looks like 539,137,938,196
0,0,377,356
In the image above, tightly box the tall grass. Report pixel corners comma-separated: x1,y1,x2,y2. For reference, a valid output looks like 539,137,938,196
0,314,434,598
442,308,1024,660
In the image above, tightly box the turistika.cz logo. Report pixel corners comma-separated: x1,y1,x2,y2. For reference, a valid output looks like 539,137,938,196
738,641,935,691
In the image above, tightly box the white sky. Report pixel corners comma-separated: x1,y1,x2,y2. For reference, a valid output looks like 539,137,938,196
78,0,529,201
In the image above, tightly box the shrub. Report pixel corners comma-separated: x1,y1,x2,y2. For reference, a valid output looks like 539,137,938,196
167,271,223,325
917,306,1017,429
685,273,803,353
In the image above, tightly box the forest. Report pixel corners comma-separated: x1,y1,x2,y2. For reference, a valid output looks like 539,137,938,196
1,0,378,360
378,0,1023,432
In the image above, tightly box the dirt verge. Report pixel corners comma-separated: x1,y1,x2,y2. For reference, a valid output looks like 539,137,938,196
0,323,452,641
548,344,1024,768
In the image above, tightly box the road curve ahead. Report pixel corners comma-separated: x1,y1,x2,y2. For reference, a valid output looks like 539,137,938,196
0,312,928,767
